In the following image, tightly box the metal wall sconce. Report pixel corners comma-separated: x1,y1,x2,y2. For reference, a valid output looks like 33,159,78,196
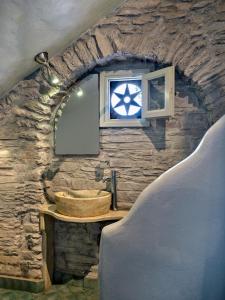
34,52,62,87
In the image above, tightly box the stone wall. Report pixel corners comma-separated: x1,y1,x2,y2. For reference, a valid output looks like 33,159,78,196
52,73,208,209
0,0,225,280
54,222,102,278
52,72,209,277
0,82,46,279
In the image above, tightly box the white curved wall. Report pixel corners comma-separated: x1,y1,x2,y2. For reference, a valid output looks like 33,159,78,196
99,115,225,300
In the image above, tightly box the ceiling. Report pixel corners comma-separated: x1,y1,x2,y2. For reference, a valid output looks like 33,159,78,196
0,0,124,97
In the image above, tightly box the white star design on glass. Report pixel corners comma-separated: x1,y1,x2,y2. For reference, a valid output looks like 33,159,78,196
111,83,142,117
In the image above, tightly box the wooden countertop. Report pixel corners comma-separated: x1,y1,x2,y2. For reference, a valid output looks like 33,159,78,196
40,204,128,223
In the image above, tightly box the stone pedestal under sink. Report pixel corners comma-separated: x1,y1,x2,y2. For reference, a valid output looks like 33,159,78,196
55,190,111,217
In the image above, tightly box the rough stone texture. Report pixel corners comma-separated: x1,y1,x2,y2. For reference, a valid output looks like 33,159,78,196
54,222,102,278
51,70,209,276
52,88,208,210
0,0,224,281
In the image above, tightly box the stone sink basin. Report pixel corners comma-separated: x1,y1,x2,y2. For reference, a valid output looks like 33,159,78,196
55,190,111,218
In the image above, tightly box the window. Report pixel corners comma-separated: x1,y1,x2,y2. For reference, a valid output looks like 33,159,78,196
100,67,174,127
142,66,174,118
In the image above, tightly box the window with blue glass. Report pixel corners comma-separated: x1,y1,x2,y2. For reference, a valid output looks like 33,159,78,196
100,67,174,127
110,79,142,119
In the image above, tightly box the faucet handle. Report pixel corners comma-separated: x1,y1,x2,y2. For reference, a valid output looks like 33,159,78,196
99,160,110,169
95,161,109,182
102,176,111,183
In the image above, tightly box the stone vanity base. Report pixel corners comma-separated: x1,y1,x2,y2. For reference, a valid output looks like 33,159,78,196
40,206,127,290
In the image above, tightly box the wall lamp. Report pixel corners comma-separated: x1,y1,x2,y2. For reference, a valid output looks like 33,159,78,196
34,52,62,87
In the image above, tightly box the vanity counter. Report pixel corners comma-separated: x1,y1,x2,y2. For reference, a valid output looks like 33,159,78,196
40,204,128,224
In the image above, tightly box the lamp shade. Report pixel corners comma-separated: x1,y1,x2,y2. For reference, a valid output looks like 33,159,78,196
34,52,49,65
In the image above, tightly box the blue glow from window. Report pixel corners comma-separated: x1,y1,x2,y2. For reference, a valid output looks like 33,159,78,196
110,80,142,119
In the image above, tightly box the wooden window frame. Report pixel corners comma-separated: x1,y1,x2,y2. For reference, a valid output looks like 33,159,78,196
142,66,175,118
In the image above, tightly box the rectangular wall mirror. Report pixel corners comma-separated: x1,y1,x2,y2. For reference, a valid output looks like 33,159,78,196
55,74,99,155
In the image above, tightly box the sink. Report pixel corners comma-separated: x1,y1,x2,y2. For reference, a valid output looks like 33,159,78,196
55,190,111,218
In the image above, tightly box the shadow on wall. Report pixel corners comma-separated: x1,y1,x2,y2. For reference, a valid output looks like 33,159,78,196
142,69,208,152
143,119,166,151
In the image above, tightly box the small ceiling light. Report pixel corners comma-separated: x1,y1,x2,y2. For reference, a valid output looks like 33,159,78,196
49,74,60,86
76,87,84,97
34,51,62,87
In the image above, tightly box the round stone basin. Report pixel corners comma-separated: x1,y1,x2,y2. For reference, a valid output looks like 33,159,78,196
55,190,111,218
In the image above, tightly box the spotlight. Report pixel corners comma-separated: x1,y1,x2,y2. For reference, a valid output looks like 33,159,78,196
49,74,60,86
76,88,84,97
34,51,62,87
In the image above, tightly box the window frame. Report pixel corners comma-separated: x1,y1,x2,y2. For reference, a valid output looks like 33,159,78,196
100,70,149,128
100,66,175,128
142,66,175,118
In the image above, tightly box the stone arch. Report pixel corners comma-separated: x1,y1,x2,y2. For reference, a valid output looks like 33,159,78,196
2,0,224,118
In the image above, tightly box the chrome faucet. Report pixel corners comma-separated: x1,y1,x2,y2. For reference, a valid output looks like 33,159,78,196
103,170,118,211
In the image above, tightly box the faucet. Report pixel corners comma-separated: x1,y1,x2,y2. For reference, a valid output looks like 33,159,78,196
103,170,118,211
